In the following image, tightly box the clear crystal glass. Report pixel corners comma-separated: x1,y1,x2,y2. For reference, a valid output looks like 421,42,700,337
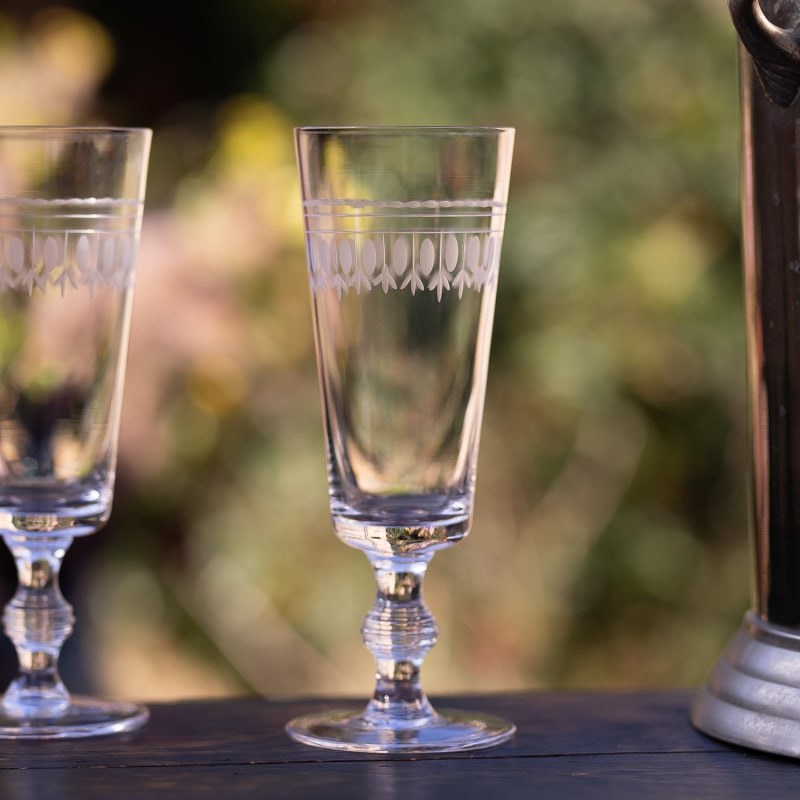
287,126,516,753
0,127,151,737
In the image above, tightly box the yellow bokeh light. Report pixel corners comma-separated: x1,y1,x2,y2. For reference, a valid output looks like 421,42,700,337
31,7,113,88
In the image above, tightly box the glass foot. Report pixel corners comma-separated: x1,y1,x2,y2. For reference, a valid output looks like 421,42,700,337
286,706,516,753
0,696,148,739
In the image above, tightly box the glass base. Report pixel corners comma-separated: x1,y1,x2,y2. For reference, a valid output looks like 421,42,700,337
286,706,516,753
0,696,148,739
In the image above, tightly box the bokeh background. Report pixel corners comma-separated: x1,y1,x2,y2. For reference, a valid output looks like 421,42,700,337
0,0,749,700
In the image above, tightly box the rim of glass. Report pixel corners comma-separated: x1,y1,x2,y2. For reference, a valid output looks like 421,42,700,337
0,126,151,137
295,125,514,136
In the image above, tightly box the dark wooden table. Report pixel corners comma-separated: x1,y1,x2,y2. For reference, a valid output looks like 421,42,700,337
0,691,796,798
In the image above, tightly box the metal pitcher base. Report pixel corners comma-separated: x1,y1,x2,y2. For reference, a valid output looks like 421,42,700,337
692,611,800,757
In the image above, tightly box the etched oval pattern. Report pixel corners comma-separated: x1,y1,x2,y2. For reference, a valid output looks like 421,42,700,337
0,230,139,295
307,230,501,300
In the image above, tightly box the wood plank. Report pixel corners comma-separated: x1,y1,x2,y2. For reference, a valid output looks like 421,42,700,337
0,751,795,800
0,692,724,768
0,691,723,770
0,692,790,800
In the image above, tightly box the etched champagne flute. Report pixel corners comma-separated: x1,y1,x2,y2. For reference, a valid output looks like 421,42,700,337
287,126,516,752
0,127,151,737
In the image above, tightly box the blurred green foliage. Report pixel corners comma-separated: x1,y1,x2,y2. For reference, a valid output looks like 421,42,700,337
0,0,748,698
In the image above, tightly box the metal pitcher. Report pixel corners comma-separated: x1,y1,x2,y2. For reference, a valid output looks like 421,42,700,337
691,0,800,757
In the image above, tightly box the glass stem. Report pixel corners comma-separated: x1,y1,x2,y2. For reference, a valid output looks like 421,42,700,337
1,535,74,718
361,554,439,728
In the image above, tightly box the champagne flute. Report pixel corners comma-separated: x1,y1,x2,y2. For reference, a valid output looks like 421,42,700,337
0,127,151,738
287,126,516,753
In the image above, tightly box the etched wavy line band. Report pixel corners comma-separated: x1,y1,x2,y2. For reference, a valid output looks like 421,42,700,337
302,198,506,210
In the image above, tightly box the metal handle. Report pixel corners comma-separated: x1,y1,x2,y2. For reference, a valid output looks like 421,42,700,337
730,0,800,106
